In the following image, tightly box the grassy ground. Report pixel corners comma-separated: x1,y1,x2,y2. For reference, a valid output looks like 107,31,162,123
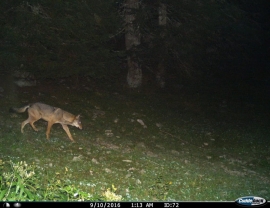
0,77,269,201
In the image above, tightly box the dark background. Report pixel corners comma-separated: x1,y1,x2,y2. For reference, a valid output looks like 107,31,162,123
0,0,269,100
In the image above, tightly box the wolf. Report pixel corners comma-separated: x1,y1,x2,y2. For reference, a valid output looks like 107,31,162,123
10,102,82,142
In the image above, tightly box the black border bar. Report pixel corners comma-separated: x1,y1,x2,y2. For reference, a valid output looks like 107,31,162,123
1,202,270,208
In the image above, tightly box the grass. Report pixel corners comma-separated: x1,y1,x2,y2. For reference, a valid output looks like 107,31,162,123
0,77,269,201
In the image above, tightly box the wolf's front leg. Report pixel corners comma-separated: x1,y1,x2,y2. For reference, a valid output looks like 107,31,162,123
61,124,75,142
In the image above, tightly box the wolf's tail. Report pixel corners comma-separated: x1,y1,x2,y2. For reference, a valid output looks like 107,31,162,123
9,105,30,113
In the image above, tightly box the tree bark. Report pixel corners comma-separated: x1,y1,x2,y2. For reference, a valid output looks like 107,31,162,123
124,0,142,88
159,3,167,26
156,2,167,88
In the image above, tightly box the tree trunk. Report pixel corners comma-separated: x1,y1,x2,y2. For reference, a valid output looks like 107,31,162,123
124,0,142,88
159,3,167,26
156,2,167,88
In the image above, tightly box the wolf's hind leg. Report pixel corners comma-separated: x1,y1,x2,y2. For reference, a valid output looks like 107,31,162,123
21,119,29,133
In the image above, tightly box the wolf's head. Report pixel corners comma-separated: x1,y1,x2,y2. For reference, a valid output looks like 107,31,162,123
73,115,82,129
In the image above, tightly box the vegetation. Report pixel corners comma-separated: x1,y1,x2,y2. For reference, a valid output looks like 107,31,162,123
0,160,121,201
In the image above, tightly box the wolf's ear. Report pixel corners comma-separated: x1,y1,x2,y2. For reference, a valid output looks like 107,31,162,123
76,114,82,119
